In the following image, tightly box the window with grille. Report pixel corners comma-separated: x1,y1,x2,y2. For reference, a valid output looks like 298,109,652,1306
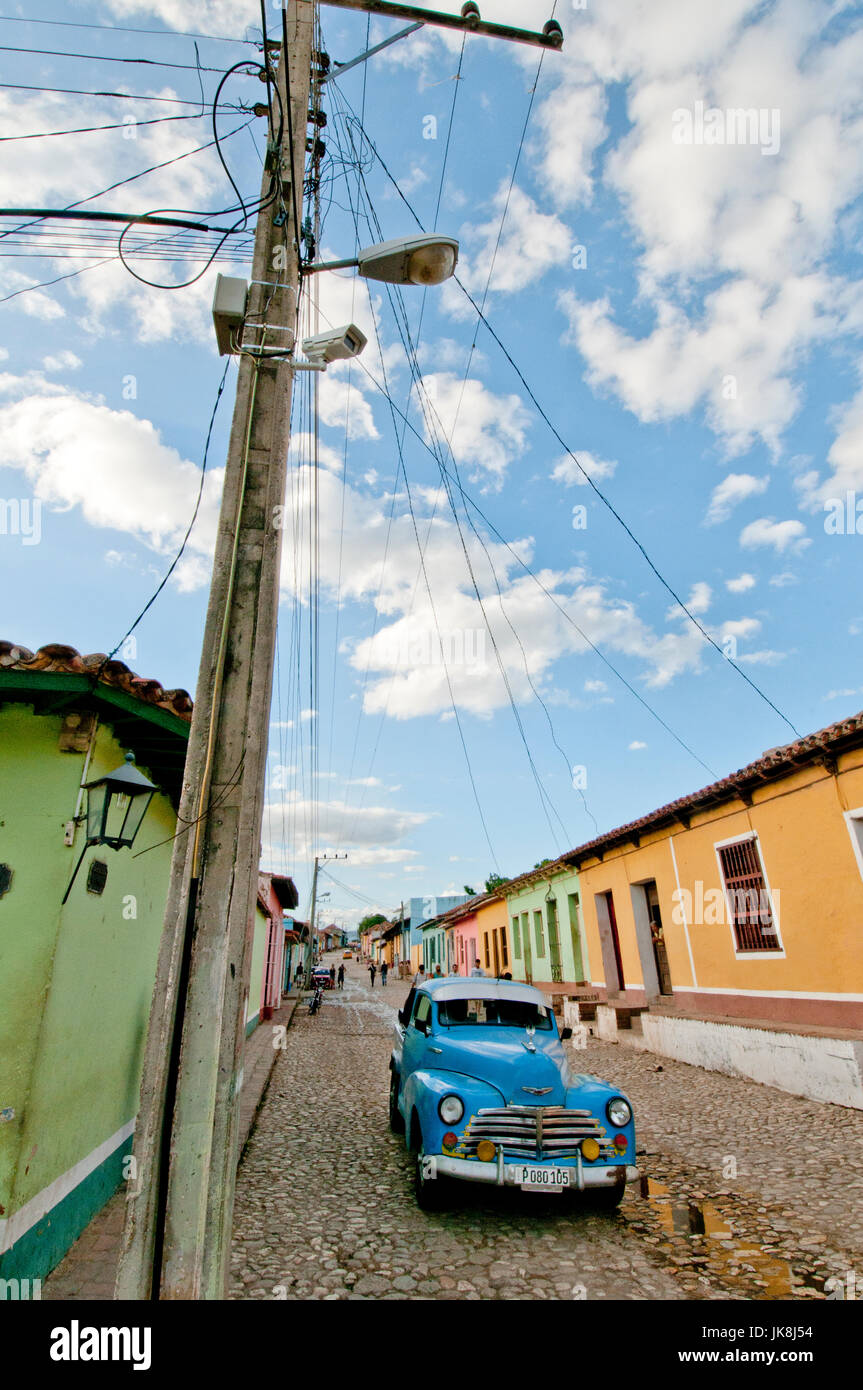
499,926,508,967
716,838,779,951
511,916,521,956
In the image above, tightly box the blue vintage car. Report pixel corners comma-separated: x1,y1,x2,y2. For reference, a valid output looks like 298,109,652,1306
389,978,639,1210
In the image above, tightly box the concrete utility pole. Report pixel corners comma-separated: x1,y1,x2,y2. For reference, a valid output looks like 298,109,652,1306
304,852,346,984
117,2,316,1301
117,0,560,1305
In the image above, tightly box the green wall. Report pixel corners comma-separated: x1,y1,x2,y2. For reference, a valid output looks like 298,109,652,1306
245,904,269,1034
504,869,589,987
0,701,179,1280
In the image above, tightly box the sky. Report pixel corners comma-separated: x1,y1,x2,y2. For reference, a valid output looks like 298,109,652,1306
1,0,862,932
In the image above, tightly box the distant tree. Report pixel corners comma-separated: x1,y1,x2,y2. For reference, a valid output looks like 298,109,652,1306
463,884,477,896
358,912,387,932
533,858,552,870
484,872,508,892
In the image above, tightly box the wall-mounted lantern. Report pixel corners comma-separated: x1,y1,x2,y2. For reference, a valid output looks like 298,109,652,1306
62,753,158,904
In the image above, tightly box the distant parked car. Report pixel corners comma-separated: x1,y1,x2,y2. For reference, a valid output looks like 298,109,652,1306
389,979,638,1211
312,964,333,990
343,949,352,959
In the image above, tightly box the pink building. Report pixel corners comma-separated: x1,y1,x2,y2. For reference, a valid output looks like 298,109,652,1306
257,872,299,1019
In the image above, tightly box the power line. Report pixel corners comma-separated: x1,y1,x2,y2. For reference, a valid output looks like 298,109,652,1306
102,361,231,668
0,112,214,142
0,14,255,45
0,83,240,106
328,83,801,742
0,43,227,71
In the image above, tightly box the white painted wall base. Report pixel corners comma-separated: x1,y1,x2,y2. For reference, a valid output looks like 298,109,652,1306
637,1014,863,1110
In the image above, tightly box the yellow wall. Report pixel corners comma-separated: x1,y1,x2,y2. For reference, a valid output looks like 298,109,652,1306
476,898,508,975
577,751,863,1002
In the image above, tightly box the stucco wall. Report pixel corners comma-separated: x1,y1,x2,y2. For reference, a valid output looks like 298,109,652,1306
575,753,863,1023
640,1013,863,1110
0,702,179,1276
504,869,587,986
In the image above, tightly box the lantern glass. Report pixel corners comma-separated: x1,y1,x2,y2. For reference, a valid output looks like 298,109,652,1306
83,754,158,850
86,783,109,843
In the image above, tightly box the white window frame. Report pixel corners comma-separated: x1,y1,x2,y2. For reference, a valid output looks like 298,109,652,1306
844,806,863,883
713,830,784,959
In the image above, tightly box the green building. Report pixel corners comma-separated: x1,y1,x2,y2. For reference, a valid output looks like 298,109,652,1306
504,859,590,993
0,641,191,1283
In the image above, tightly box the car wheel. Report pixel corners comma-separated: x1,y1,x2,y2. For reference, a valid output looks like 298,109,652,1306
414,1148,449,1212
388,1071,404,1134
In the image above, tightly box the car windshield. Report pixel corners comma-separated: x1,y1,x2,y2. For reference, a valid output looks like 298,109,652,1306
437,997,554,1030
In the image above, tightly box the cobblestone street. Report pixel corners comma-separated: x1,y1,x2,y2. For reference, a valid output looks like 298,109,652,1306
229,958,863,1302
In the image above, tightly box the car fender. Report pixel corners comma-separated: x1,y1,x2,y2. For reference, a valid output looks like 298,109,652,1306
403,1069,505,1152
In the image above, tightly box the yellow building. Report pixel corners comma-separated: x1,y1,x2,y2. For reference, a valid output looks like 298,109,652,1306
571,712,863,1033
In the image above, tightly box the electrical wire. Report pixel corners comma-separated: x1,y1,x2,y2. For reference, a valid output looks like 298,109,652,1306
328,83,801,743
0,112,215,142
101,361,231,670
0,14,256,44
331,95,574,852
0,43,227,71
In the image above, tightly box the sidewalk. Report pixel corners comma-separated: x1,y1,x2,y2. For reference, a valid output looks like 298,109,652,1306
43,996,299,1300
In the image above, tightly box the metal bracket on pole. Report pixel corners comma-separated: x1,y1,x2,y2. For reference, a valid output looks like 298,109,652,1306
321,20,424,81
318,1,564,51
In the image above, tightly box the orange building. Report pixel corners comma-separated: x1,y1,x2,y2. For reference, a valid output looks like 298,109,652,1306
571,712,863,1033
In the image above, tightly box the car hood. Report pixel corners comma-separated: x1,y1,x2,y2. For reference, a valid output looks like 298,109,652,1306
429,1031,569,1106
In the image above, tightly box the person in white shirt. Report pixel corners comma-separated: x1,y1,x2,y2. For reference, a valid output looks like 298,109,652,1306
470,959,485,977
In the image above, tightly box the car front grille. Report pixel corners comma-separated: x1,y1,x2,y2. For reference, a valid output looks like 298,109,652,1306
457,1106,614,1160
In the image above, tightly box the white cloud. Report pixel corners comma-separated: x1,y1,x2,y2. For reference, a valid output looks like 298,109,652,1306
794,383,863,507
667,582,712,620
454,182,572,301
0,381,221,582
735,649,788,666
42,351,82,373
415,372,531,487
584,678,607,693
726,572,756,593
705,472,769,525
739,517,810,554
547,2,863,456
628,740,647,750
769,571,798,588
551,451,618,487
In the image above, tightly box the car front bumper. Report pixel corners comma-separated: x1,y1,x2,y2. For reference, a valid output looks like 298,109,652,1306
421,1152,639,1190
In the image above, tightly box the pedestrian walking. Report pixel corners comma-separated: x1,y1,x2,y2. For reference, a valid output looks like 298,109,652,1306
414,964,428,986
381,960,389,986
329,964,336,988
470,958,485,977
369,962,377,987
337,964,345,989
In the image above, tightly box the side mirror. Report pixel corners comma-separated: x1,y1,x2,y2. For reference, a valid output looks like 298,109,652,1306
560,1026,573,1040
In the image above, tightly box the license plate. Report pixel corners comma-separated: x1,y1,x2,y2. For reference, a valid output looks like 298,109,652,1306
519,1165,571,1190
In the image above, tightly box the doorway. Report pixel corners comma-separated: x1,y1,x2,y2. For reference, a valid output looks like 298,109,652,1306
594,890,625,995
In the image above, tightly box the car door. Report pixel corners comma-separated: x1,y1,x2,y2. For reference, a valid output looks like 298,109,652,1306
400,992,433,1082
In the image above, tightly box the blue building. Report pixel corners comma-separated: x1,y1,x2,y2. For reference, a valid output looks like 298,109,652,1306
403,895,469,968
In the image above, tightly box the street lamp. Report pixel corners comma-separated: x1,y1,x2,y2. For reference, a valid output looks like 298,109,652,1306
303,233,459,286
62,752,158,903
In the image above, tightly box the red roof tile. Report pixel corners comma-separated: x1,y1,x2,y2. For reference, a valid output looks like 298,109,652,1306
0,641,193,722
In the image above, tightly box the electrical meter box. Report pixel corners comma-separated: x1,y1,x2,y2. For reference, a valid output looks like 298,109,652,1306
212,274,248,355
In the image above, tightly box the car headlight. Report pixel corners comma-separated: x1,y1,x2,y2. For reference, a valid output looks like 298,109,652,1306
438,1094,464,1124
606,1097,632,1127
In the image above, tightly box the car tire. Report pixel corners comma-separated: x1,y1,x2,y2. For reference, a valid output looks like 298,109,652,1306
414,1148,449,1212
388,1071,404,1134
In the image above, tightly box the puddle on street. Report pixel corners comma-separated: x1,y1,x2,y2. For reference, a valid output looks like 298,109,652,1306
632,1177,826,1299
